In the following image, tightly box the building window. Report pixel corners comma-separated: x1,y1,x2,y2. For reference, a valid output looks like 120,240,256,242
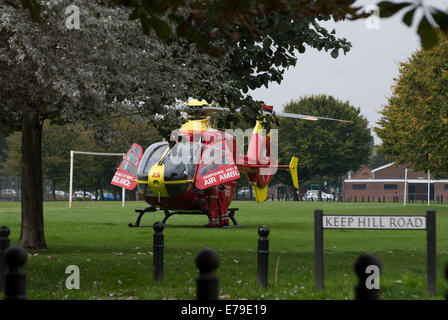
384,184,398,190
352,184,366,190
445,184,448,190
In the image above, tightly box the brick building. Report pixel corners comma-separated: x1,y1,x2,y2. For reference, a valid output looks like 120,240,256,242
343,163,448,202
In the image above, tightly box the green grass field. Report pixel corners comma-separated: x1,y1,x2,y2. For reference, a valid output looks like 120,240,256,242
1,200,447,300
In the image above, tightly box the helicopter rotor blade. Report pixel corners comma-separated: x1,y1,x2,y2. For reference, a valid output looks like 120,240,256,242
174,99,351,122
200,106,231,113
273,111,351,123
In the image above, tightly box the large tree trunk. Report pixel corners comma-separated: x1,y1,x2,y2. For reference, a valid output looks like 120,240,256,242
19,111,47,250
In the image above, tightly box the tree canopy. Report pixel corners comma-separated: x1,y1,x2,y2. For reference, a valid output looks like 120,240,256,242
375,33,448,177
9,1,448,52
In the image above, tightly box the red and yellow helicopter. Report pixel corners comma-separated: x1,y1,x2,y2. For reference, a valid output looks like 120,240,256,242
111,99,349,227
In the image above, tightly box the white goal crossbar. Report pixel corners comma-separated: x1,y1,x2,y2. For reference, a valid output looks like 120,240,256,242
69,150,126,208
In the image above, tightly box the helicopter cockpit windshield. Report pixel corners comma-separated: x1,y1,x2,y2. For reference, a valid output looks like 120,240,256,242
136,141,201,197
137,142,169,195
162,142,201,195
163,142,201,181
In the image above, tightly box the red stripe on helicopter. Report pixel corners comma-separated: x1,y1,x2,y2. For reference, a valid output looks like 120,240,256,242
111,168,137,190
196,164,240,190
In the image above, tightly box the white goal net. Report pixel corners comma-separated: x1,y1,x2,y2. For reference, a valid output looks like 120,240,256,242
68,150,126,208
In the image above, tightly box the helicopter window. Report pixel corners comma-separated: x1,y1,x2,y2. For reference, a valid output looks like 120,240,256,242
136,142,169,196
163,142,200,181
125,152,140,167
137,142,169,179
121,160,138,177
130,145,142,157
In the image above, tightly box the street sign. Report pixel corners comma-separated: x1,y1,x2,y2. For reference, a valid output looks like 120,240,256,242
322,215,426,230
314,210,436,296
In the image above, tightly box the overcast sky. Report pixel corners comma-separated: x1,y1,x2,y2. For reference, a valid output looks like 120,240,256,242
250,0,448,144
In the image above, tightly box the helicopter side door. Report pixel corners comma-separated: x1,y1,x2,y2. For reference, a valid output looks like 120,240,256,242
111,143,143,190
195,140,240,190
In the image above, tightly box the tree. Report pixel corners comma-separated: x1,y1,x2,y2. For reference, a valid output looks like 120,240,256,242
11,0,448,52
375,33,448,177
3,1,354,129
278,95,373,200
0,1,240,249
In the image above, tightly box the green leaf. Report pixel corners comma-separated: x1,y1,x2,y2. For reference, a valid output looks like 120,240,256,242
377,1,413,18
20,0,42,22
417,15,439,50
330,48,339,59
402,8,416,27
150,17,171,41
432,9,448,32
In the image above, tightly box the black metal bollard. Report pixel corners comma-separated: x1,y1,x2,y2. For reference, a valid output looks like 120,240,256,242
354,253,381,300
3,246,27,300
445,263,448,300
153,221,164,281
195,248,219,300
0,226,11,292
257,225,270,288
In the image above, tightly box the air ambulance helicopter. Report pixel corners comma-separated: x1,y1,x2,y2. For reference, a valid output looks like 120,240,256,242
111,99,349,228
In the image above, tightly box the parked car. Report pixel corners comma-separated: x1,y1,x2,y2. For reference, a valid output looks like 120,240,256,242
55,190,69,201
0,189,17,201
237,187,250,196
73,191,96,201
305,190,334,201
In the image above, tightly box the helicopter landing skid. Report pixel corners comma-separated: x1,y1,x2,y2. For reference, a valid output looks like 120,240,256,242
162,208,240,227
128,206,157,228
128,206,240,228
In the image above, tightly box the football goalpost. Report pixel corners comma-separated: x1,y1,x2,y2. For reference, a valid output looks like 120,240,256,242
69,150,126,208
